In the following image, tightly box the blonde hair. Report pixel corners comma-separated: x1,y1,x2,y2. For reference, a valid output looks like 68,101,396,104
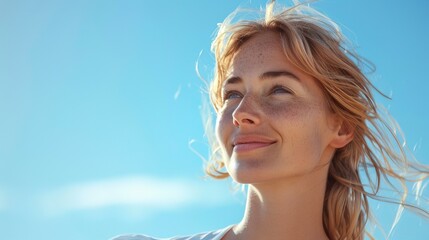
204,1,429,239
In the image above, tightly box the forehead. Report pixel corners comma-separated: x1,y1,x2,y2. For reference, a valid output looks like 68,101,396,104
239,31,282,54
226,31,287,76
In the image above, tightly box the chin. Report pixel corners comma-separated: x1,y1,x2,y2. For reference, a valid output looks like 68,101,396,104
226,157,276,182
229,168,274,184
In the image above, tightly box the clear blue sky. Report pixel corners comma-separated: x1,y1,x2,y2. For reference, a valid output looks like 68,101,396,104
1,0,428,239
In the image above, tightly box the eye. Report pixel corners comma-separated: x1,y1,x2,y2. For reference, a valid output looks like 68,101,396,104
224,90,243,100
270,84,292,94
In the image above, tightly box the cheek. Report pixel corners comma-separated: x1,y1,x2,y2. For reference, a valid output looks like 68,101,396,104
215,108,234,150
264,99,327,148
261,98,303,121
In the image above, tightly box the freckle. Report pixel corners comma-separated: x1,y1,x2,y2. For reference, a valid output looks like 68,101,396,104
261,98,301,119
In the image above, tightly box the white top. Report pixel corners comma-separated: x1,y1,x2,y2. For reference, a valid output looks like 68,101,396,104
111,225,233,240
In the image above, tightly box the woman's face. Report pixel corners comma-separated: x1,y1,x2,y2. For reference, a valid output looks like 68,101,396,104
216,31,341,184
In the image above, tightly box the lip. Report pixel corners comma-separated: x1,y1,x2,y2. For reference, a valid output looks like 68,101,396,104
232,135,277,153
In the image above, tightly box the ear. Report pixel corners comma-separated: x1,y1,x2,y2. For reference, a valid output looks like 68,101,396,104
329,120,354,148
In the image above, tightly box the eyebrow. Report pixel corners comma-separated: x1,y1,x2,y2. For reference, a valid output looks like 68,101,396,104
223,70,301,87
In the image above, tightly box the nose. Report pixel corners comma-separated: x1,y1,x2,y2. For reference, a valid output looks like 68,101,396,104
232,95,261,128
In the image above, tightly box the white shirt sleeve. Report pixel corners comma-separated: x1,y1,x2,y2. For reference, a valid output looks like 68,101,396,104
111,225,233,240
111,235,157,240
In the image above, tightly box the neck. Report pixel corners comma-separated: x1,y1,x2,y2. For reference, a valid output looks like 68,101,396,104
225,167,330,240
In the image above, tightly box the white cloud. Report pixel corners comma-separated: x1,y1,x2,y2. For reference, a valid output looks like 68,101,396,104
39,176,232,215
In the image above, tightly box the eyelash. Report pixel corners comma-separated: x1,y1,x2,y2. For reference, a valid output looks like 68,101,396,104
270,84,292,94
223,90,242,101
222,84,293,101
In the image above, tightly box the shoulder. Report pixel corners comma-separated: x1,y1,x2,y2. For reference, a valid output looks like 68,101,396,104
111,225,233,240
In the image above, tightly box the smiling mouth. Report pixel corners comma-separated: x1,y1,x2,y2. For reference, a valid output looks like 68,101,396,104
232,141,276,153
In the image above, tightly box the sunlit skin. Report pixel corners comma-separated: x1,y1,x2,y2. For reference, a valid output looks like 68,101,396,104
216,31,352,240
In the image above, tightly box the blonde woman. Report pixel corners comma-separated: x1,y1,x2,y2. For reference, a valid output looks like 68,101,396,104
112,1,428,239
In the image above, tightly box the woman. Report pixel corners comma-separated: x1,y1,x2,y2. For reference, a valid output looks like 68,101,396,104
113,1,429,239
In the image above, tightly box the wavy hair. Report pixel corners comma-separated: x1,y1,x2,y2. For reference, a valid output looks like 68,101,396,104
204,1,429,239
